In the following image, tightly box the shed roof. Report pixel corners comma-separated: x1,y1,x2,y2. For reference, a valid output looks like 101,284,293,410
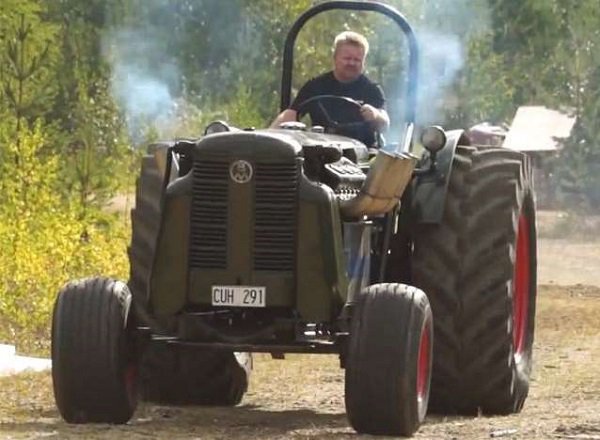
502,106,576,152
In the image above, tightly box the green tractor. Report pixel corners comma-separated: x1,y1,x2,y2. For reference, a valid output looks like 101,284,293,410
51,1,537,436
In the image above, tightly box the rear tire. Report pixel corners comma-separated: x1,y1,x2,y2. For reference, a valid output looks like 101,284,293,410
128,154,162,304
411,146,537,414
345,283,433,436
51,278,138,424
140,345,250,406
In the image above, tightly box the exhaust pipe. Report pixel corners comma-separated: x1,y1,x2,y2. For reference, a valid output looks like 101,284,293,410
340,149,416,218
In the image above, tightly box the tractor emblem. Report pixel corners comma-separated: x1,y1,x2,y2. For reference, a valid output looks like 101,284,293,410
229,160,253,184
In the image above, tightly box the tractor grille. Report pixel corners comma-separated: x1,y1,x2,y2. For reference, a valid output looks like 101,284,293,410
253,163,299,271
190,160,229,269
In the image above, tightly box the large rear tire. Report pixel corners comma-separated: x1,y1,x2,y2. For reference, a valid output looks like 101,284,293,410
345,283,433,436
51,278,138,424
411,146,537,414
128,149,251,405
140,346,251,406
128,153,162,303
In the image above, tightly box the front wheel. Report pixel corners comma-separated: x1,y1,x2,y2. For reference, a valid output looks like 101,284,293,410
345,283,433,436
51,278,138,424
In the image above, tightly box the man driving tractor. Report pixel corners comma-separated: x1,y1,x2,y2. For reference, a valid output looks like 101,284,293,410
271,31,389,147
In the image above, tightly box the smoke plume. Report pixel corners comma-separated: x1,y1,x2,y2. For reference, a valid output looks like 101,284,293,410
103,26,180,144
415,30,464,126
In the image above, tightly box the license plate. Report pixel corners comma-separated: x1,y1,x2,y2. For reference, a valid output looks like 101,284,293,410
211,286,266,308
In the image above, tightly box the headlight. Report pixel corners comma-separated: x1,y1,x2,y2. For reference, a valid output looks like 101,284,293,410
421,125,447,153
204,120,232,135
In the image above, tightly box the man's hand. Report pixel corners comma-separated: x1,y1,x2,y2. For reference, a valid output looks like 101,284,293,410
360,103,390,131
270,109,298,128
360,103,378,122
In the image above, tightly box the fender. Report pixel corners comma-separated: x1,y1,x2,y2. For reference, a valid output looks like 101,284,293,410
411,129,470,224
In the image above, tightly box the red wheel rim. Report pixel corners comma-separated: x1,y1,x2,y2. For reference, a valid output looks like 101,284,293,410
513,213,531,358
417,320,431,402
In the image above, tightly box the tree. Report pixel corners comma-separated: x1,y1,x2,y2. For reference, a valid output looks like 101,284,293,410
548,1,600,210
0,1,58,141
44,0,134,212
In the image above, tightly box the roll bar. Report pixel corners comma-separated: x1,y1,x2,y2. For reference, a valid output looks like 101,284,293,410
280,0,419,125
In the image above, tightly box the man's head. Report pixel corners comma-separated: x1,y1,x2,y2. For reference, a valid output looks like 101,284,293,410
332,31,369,83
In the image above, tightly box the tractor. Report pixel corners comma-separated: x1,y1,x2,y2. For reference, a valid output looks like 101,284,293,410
51,1,537,437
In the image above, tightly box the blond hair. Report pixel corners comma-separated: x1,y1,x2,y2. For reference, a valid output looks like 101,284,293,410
333,31,369,56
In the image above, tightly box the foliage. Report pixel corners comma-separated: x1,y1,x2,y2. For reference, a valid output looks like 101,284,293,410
59,75,134,213
546,2,600,211
0,125,129,355
447,33,515,128
0,1,59,140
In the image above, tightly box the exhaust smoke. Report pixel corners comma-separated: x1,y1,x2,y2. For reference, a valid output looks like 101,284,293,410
415,30,464,126
103,26,180,144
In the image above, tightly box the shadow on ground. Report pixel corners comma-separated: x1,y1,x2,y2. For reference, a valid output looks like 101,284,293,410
0,404,352,439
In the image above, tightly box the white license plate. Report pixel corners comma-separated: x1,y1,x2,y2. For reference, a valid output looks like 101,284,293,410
211,286,266,308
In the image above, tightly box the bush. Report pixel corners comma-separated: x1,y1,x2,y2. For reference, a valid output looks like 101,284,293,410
0,125,129,355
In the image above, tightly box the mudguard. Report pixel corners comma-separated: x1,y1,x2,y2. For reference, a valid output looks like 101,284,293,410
411,129,470,224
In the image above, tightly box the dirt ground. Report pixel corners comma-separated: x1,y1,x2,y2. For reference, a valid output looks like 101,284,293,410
0,211,599,439
537,210,600,286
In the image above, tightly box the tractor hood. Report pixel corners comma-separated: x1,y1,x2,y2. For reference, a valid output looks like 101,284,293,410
193,130,302,160
195,128,369,164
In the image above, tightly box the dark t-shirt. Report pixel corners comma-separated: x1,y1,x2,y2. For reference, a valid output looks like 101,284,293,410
290,71,385,146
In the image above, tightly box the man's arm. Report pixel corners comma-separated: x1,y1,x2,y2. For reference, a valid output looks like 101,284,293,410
270,109,298,128
270,77,318,128
361,80,389,132
360,104,390,131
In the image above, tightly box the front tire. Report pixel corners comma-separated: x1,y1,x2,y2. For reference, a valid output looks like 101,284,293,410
345,283,433,436
51,278,138,424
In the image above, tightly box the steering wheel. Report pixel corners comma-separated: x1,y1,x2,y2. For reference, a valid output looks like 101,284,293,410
295,95,371,135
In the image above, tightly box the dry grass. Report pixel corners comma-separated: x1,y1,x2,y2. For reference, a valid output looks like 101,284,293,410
537,210,600,239
0,284,599,439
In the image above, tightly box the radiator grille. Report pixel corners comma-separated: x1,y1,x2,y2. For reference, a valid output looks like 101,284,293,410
190,160,228,269
254,163,299,271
